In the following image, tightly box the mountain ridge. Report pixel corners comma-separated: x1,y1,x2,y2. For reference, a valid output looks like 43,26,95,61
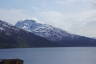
15,20,76,41
15,19,96,47
15,19,95,41
0,20,96,48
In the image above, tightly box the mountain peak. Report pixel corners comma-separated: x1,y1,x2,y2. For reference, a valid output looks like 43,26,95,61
18,19,36,24
15,19,73,41
15,19,40,31
15,19,96,42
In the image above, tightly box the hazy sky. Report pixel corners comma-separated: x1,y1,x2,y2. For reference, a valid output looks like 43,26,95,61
0,0,96,37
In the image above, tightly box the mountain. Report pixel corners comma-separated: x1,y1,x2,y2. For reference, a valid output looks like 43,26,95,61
15,20,74,41
15,19,96,47
0,20,55,48
0,20,96,48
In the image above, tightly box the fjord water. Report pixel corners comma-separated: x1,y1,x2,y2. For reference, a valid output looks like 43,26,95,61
0,47,96,64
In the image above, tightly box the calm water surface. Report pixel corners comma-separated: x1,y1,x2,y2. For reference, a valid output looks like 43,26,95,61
0,47,96,64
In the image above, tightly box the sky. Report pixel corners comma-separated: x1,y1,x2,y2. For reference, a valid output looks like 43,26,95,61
0,0,96,37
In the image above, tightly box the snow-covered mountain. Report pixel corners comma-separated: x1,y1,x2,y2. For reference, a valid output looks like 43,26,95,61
15,19,96,46
0,20,96,48
0,20,53,48
15,20,75,41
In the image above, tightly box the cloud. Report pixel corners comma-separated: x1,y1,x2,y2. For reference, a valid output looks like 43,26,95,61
37,9,96,37
76,21,96,37
55,0,92,12
55,0,91,5
0,0,96,37
0,9,33,25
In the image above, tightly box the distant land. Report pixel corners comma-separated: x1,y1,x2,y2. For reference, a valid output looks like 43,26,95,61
0,20,96,48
